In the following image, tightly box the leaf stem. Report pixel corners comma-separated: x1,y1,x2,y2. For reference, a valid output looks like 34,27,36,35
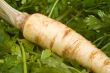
56,9,71,21
48,0,59,17
93,36,104,44
19,42,27,73
67,66,82,73
101,43,110,50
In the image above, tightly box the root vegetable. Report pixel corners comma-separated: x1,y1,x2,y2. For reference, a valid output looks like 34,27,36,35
0,0,110,73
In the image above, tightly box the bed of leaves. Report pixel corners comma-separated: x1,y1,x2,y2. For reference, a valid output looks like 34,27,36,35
0,0,110,73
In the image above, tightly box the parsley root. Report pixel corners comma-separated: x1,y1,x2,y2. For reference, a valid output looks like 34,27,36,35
0,0,110,73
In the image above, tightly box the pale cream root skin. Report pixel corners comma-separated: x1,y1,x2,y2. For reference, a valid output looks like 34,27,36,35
23,13,110,73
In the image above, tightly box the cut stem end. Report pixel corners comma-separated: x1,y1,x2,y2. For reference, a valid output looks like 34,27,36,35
0,0,29,30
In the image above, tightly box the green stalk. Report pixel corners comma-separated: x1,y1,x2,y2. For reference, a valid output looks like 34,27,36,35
101,43,110,50
48,0,59,17
56,9,71,21
19,42,27,73
0,0,29,29
67,66,82,73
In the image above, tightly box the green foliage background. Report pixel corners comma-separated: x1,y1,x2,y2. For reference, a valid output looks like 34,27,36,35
0,0,110,73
